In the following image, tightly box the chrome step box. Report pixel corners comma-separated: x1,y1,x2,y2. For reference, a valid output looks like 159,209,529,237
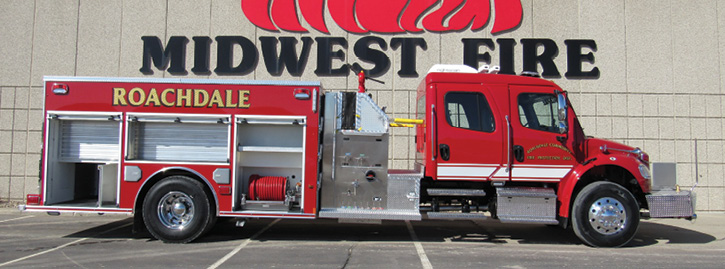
496,187,558,224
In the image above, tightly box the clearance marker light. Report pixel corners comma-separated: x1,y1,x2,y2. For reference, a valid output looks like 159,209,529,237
52,83,69,95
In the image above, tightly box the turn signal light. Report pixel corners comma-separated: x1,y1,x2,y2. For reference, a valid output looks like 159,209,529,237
26,194,40,205
218,186,232,195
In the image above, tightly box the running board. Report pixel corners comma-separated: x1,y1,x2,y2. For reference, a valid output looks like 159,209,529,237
426,188,486,196
498,216,558,225
426,212,488,220
319,208,422,221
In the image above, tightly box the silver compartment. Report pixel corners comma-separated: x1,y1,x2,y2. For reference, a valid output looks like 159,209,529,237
319,92,421,220
646,190,695,218
496,187,558,224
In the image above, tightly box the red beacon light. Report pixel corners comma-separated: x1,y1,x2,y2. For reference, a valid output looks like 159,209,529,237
358,71,366,93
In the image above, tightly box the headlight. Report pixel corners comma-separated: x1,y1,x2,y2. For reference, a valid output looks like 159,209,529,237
639,164,651,180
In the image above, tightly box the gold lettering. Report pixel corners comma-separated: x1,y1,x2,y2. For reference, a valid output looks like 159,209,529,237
144,88,161,107
113,88,127,106
193,89,209,107
208,90,225,108
238,90,250,108
160,88,175,107
177,89,192,107
225,89,238,108
128,88,145,106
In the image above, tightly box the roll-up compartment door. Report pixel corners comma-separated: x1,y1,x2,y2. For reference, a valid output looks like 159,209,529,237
127,115,230,163
59,119,120,161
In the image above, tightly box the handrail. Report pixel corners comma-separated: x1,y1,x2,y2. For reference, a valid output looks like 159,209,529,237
431,104,437,161
505,115,511,173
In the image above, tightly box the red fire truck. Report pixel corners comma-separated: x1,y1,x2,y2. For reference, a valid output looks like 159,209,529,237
21,65,695,247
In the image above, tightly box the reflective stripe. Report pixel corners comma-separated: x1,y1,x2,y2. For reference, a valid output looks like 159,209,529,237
437,165,498,177
511,167,572,178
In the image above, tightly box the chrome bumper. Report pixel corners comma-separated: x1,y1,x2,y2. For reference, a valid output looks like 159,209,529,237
645,190,696,218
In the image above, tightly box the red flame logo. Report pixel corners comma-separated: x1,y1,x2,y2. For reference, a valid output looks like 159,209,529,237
241,0,522,34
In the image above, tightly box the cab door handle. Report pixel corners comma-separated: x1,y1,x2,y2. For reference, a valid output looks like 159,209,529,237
439,144,450,161
513,145,525,162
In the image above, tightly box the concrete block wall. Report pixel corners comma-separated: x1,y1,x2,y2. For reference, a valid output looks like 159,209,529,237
0,0,722,211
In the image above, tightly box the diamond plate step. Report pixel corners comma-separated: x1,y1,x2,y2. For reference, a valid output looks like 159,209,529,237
426,188,486,197
426,212,488,220
498,216,558,225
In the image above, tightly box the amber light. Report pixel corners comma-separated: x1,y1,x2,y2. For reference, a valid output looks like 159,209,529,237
26,194,40,205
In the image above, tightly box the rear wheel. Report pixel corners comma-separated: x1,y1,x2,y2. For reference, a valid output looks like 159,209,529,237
142,176,214,243
571,181,640,247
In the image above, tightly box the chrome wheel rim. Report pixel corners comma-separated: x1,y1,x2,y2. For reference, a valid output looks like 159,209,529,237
157,191,194,230
588,197,626,235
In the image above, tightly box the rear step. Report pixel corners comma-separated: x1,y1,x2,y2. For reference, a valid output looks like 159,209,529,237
426,212,488,220
426,188,486,196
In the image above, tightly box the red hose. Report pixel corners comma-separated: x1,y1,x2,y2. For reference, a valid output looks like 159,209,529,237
249,175,287,201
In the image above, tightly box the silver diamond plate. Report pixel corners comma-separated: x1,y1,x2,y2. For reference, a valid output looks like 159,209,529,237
426,212,488,220
496,187,557,224
387,170,422,211
318,208,421,220
427,188,486,196
356,93,389,133
646,190,695,218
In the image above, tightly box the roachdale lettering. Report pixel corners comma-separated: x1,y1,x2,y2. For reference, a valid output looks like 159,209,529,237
113,87,250,108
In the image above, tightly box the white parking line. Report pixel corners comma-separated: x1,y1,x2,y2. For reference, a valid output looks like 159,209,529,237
0,215,34,224
208,219,280,269
406,221,433,269
0,222,132,267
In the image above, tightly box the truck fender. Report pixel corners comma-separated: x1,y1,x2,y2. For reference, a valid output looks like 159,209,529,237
132,167,220,217
557,155,648,218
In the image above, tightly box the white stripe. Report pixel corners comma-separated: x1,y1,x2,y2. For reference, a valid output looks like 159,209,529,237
437,177,487,181
511,168,571,178
0,215,34,224
511,178,561,182
208,219,280,269
514,164,573,168
0,222,131,267
437,166,496,177
492,168,508,178
406,221,433,269
437,163,498,167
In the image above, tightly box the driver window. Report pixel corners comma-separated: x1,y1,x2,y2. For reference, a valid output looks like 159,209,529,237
517,93,562,133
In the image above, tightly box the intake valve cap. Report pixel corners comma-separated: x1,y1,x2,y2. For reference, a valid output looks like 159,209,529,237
365,170,376,181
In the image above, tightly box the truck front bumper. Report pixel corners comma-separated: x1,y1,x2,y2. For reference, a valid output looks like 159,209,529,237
645,190,696,219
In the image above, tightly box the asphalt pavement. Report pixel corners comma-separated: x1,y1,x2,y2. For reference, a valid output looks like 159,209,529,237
0,207,723,268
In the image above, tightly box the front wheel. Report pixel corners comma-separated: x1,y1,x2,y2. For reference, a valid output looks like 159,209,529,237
571,181,640,247
142,176,214,243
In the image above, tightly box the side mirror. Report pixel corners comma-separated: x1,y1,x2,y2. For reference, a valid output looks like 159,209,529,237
557,93,568,134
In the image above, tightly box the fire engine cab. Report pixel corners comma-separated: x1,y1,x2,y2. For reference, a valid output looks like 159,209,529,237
21,65,695,247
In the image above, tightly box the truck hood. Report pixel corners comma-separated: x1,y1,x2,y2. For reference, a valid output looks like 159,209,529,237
584,137,637,158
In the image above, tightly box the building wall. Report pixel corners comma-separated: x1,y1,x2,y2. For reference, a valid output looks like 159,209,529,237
0,0,723,211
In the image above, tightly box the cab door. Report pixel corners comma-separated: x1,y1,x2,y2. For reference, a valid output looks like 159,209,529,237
508,85,576,182
434,83,504,181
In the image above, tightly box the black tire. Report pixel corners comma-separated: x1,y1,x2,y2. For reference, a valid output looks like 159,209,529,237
142,176,214,243
571,181,640,247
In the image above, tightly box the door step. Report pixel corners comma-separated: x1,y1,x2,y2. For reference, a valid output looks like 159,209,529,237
426,212,488,220
426,188,486,197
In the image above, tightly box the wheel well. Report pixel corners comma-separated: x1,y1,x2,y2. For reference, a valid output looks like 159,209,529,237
133,169,218,224
571,165,647,211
